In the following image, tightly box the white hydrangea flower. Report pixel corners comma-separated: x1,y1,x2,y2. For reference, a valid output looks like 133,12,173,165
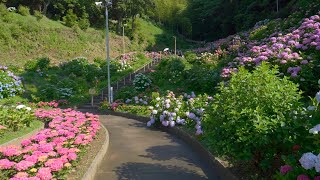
309,124,320,134
152,110,158,115
16,105,26,109
316,91,320,103
169,121,175,127
307,106,316,111
156,97,161,101
25,107,32,111
299,152,317,170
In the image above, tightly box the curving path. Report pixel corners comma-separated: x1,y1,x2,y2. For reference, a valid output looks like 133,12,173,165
94,115,220,180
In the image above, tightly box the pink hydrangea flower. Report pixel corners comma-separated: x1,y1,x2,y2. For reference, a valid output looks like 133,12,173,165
36,167,52,180
280,165,293,175
297,174,310,180
0,159,16,169
15,160,35,171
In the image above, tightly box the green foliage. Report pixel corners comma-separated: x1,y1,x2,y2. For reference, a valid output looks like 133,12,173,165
184,64,220,94
203,63,308,168
0,3,8,16
33,10,43,21
78,16,90,30
63,9,78,27
25,57,50,72
17,5,30,16
0,105,35,132
115,86,138,101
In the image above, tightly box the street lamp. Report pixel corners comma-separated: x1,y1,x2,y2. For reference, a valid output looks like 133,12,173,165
96,0,113,103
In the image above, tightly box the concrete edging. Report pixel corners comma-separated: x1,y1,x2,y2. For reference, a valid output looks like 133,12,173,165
104,110,238,180
82,123,110,180
0,124,44,147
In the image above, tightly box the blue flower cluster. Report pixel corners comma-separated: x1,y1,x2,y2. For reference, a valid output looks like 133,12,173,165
0,66,24,99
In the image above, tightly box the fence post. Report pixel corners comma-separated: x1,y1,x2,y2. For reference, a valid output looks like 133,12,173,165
124,77,126,85
110,87,113,103
130,73,132,81
101,90,103,100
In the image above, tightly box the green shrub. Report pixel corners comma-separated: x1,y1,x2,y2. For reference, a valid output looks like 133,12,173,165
0,105,35,132
34,10,43,21
18,5,30,16
0,3,8,16
115,86,138,100
203,63,308,169
63,9,78,27
24,57,50,71
78,13,90,30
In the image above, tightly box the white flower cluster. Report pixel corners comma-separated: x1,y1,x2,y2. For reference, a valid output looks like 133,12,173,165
7,7,16,12
147,95,185,128
309,124,320,134
16,104,32,111
299,152,320,172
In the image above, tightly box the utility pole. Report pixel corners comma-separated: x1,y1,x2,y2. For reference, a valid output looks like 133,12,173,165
173,36,176,56
122,24,127,54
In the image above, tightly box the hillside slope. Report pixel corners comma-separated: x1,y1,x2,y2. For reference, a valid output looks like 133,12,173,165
0,10,191,67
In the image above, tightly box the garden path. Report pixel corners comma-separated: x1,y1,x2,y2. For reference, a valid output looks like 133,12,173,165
94,115,220,180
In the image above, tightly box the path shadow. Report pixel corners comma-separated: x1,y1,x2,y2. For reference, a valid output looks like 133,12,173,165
139,145,193,163
114,162,208,180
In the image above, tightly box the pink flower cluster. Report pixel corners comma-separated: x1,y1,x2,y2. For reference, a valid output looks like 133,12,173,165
222,14,320,78
0,108,100,179
36,100,68,108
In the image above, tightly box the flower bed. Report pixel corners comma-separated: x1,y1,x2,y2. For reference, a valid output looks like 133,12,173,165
0,66,24,99
221,13,320,95
0,108,100,180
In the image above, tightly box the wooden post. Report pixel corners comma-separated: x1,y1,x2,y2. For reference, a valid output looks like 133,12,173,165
130,73,132,81
124,77,126,85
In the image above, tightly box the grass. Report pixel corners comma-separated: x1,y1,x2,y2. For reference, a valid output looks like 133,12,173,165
0,120,43,145
0,10,194,67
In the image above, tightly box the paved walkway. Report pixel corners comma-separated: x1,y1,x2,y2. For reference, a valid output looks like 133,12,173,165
95,115,219,180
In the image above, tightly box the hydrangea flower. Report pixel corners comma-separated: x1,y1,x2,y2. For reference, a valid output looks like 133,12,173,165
299,152,317,170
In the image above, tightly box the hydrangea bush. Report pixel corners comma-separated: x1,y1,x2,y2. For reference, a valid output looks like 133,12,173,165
0,66,24,99
0,108,100,179
133,73,152,91
203,63,308,168
0,104,34,132
146,91,213,135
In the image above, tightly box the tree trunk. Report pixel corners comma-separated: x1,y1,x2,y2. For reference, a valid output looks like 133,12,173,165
42,0,52,15
131,15,135,32
117,17,123,35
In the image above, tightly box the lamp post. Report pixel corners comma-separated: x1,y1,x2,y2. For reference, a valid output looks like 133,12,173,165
96,0,113,103
276,0,279,13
